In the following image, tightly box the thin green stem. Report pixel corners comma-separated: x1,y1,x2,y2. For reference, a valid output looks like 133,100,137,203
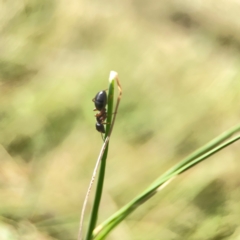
93,125,240,239
83,72,122,240
85,79,115,240
154,123,240,184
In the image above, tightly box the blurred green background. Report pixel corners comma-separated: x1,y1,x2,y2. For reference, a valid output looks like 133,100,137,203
1,0,240,239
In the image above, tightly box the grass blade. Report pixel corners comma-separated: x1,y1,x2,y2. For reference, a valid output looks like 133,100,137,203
93,125,240,239
79,71,122,240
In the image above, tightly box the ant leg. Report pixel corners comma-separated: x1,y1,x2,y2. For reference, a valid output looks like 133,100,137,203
101,122,110,125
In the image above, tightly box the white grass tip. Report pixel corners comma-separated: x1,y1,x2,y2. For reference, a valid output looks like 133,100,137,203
109,71,118,83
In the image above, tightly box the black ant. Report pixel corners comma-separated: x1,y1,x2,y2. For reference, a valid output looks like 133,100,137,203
79,72,122,240
92,90,108,134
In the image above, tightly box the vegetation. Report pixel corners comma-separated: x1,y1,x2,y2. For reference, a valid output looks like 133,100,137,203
0,0,240,239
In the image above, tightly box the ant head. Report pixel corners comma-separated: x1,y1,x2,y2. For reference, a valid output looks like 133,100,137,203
95,122,105,133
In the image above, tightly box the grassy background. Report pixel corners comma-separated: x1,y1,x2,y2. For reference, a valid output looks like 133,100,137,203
0,0,240,239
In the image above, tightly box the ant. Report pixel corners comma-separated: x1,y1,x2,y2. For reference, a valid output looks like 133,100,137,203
79,72,122,240
92,90,108,134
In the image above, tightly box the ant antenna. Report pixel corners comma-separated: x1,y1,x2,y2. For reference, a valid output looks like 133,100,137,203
78,71,122,240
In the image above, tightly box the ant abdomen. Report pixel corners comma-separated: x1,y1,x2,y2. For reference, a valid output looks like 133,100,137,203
93,91,107,111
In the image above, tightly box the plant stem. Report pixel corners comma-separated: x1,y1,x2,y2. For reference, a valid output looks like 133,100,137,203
84,71,122,240
84,77,115,240
93,125,240,239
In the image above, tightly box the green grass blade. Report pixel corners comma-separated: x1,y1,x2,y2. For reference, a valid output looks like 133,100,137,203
154,123,240,184
93,126,240,239
85,76,115,240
